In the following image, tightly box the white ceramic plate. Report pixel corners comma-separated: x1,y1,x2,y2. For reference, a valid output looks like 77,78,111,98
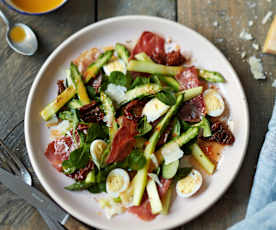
25,16,249,230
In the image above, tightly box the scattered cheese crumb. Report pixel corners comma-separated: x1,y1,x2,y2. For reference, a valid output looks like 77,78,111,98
252,43,260,50
239,29,254,40
241,51,247,59
213,21,219,27
262,11,273,25
98,197,125,219
272,80,276,88
248,20,254,27
216,38,224,43
248,2,256,8
248,56,266,80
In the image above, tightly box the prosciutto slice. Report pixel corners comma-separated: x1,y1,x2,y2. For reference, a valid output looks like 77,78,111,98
128,178,172,221
44,136,76,171
73,48,100,75
176,67,206,122
131,31,166,64
106,117,138,164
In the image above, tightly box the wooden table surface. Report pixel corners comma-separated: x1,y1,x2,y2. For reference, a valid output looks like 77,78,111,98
0,1,275,230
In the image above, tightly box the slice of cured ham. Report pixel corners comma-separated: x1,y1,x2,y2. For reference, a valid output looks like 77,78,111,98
106,117,138,164
176,67,206,122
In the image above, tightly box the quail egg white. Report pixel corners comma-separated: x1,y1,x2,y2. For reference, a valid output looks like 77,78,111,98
90,139,107,169
203,89,225,117
106,169,130,197
176,169,203,198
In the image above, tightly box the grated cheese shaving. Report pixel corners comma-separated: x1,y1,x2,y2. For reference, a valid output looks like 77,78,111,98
262,11,273,25
239,29,254,40
248,56,266,80
248,20,254,27
241,51,247,59
272,80,276,88
252,43,260,50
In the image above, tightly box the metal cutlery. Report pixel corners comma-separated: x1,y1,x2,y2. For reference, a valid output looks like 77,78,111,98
0,139,65,230
0,139,90,230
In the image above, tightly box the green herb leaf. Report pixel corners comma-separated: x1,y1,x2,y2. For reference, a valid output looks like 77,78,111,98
151,75,161,85
137,116,152,136
174,167,192,181
99,75,109,92
179,119,191,131
64,181,93,191
113,197,122,203
156,89,176,106
88,182,106,193
127,149,147,171
62,160,77,174
109,71,132,88
69,144,90,169
86,123,108,144
131,76,150,89
87,86,97,98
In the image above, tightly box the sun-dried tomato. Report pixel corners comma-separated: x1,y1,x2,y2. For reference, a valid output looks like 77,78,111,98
57,80,66,95
156,122,174,147
79,101,97,112
203,121,235,145
166,50,186,66
123,99,147,121
151,52,167,65
79,101,104,123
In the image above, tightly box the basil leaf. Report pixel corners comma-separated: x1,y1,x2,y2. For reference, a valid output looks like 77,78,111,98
99,75,109,92
69,144,90,169
174,167,192,181
62,160,77,174
88,182,106,193
87,86,96,98
156,89,176,106
151,75,161,85
137,116,152,136
109,71,132,89
127,149,146,171
131,76,150,89
64,181,93,191
86,123,108,144
179,119,191,131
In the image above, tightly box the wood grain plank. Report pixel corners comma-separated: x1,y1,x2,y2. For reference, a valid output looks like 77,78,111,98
0,0,95,140
177,0,276,229
0,1,96,230
98,0,176,20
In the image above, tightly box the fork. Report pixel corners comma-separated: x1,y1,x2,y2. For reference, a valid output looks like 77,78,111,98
0,139,65,230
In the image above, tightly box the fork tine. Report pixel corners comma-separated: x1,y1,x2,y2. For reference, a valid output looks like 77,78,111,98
0,148,20,175
0,139,32,185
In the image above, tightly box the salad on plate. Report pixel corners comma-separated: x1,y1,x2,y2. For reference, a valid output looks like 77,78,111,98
40,31,235,221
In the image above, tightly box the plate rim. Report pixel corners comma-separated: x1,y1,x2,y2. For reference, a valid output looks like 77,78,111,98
24,15,250,230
